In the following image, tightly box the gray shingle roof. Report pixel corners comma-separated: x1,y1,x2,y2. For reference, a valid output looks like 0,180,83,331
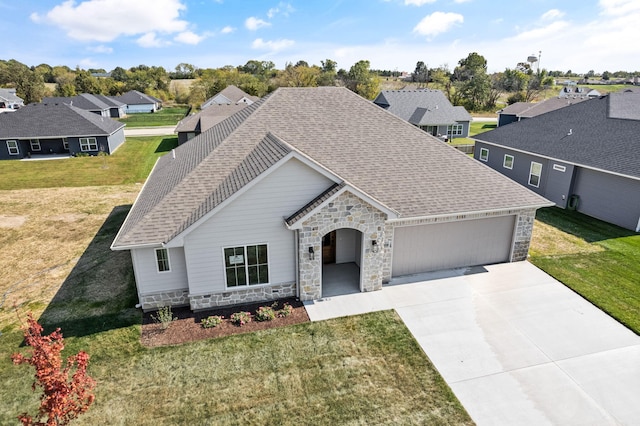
113,87,549,248
0,103,124,139
373,89,472,125
475,93,640,179
285,182,345,226
114,90,161,105
42,94,111,112
0,88,23,104
175,103,249,133
201,85,259,108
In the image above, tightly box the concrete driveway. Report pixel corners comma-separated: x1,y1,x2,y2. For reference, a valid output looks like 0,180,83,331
124,126,176,137
304,261,640,425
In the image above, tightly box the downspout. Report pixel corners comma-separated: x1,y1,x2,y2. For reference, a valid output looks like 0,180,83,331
294,229,300,299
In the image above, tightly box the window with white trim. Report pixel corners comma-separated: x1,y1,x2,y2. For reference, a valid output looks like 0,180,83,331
479,147,489,162
79,137,98,152
6,140,19,155
224,244,269,287
63,138,69,150
447,124,464,136
528,162,543,187
503,154,514,169
155,248,170,272
30,139,41,151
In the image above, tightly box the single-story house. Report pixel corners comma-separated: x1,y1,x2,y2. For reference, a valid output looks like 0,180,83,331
111,87,551,312
43,94,112,117
558,86,601,99
175,103,250,145
474,90,640,231
114,90,162,113
93,94,127,118
0,88,24,109
373,89,472,139
0,103,125,160
201,85,259,109
497,97,590,127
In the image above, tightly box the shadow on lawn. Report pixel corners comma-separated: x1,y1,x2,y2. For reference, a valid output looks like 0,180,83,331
39,205,141,337
535,206,636,243
154,136,178,153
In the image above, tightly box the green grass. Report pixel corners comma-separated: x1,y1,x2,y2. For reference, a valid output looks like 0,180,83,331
449,121,496,146
0,136,177,190
117,106,189,127
530,207,640,334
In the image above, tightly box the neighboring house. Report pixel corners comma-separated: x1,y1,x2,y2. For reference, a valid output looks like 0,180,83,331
474,90,640,231
111,87,551,312
497,97,590,127
114,90,162,113
93,94,127,118
201,85,259,109
175,103,249,145
558,86,601,99
373,89,472,139
0,88,24,109
0,103,125,160
43,93,112,117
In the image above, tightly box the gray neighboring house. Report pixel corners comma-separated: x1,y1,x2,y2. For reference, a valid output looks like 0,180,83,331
373,89,472,139
0,103,125,160
175,103,249,145
93,94,127,118
474,90,640,231
114,90,162,113
43,93,112,117
201,85,259,109
0,88,24,109
111,87,551,312
558,86,601,99
497,97,591,127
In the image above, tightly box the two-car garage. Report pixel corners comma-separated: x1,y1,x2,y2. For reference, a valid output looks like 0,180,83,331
391,215,517,277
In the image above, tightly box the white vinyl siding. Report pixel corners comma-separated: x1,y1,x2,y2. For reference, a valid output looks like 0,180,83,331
80,137,98,152
183,158,335,296
503,154,514,169
479,147,489,162
30,139,41,151
131,247,188,294
6,140,19,155
529,162,543,187
155,248,170,272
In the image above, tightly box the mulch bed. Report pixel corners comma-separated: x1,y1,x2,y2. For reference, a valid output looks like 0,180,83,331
141,297,309,347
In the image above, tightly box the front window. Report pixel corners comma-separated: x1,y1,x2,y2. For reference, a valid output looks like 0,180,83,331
224,244,269,287
79,137,98,152
479,147,489,162
528,162,543,187
155,248,170,272
30,139,41,151
6,140,19,155
503,154,514,169
447,124,464,136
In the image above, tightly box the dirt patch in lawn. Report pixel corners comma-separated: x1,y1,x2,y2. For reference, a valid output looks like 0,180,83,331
141,297,309,347
0,215,27,228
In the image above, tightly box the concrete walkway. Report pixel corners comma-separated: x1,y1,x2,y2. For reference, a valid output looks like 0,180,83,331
304,261,640,425
124,126,176,137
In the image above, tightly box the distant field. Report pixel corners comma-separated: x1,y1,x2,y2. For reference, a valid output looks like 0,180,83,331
118,106,189,127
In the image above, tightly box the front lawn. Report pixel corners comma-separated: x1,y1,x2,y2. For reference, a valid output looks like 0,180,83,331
0,136,177,190
449,121,496,146
117,106,189,127
530,207,640,334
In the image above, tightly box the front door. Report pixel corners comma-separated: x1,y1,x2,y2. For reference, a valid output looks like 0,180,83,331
322,231,336,264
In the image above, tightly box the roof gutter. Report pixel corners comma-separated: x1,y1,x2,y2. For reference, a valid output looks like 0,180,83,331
385,203,555,224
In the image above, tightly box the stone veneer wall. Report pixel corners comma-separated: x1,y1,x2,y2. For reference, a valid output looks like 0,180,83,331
140,289,189,311
297,191,387,300
189,283,296,311
381,208,539,283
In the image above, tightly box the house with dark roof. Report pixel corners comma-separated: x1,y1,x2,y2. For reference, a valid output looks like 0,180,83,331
497,97,590,127
373,89,472,139
201,85,259,109
474,90,640,231
43,93,112,117
111,87,551,312
0,103,125,160
0,88,24,109
114,90,162,113
175,103,250,145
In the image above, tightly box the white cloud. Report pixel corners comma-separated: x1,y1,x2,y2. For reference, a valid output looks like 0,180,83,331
541,9,565,21
251,38,294,52
174,31,205,45
453,0,472,3
31,0,188,43
245,17,271,31
137,32,166,48
267,2,294,18
599,0,640,16
88,45,113,54
404,0,436,5
510,21,569,41
221,26,235,34
413,12,464,37
78,57,98,68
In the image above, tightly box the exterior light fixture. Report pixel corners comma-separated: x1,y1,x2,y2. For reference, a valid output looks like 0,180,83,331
371,240,379,253
308,246,315,260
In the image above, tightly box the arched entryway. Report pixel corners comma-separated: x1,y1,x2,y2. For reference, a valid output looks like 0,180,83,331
321,228,362,297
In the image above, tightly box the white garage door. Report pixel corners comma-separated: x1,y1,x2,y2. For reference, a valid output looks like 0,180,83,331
392,216,516,277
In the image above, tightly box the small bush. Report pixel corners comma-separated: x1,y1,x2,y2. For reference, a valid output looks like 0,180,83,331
201,315,224,328
255,306,276,322
230,311,251,326
151,306,177,329
278,303,293,318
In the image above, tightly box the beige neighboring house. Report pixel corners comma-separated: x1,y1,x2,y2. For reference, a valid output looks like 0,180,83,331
175,103,249,145
111,87,551,312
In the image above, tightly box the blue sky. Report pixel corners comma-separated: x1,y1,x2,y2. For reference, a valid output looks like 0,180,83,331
1,0,639,74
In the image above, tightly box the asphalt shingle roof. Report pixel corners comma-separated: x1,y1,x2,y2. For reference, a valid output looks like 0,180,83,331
475,93,640,179
114,90,160,105
43,94,111,112
499,97,589,119
373,89,472,125
0,103,124,139
113,87,549,248
175,103,249,133
201,85,259,108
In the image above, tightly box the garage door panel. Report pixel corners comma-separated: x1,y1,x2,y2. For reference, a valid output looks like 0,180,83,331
392,216,515,277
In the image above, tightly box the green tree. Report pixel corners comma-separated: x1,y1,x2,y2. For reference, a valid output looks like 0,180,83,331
452,52,492,110
318,59,337,86
74,69,102,94
413,61,429,85
344,60,380,99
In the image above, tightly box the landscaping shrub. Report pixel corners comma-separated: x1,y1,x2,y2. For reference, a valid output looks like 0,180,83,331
230,311,251,326
278,303,293,318
151,306,176,330
255,306,276,322
201,315,223,328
